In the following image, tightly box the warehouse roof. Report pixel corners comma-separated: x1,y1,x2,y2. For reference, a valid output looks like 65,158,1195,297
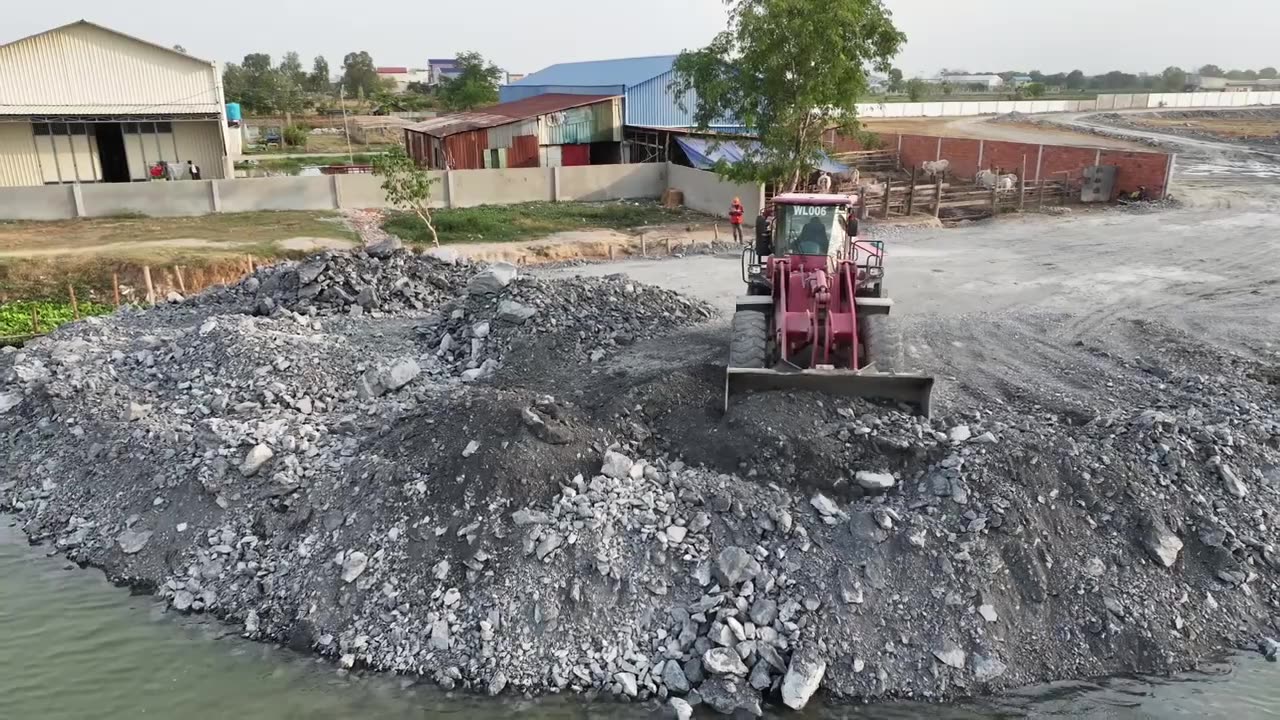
508,55,678,89
0,19,213,65
407,94,616,137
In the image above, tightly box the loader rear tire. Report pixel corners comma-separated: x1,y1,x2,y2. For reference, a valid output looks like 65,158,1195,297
862,314,904,373
729,311,768,369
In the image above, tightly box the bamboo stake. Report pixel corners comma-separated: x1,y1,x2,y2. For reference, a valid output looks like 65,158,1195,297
906,168,917,216
68,284,79,319
1019,155,1028,210
143,265,155,305
113,272,121,307
174,266,186,294
31,306,39,335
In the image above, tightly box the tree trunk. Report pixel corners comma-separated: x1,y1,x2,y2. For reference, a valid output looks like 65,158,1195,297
416,207,440,247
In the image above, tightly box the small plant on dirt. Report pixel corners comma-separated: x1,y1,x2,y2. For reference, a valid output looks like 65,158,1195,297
374,146,441,247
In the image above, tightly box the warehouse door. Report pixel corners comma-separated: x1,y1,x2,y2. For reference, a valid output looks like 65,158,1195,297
32,122,102,183
94,124,130,182
561,144,590,166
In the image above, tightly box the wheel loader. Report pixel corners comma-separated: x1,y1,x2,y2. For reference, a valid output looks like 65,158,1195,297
726,192,934,415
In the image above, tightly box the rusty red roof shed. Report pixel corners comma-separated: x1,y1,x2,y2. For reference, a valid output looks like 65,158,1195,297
407,93,616,138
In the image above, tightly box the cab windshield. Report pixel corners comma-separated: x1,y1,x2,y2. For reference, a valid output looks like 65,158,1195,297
778,203,836,256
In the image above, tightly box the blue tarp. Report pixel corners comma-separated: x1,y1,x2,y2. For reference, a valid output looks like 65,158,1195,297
674,136,849,174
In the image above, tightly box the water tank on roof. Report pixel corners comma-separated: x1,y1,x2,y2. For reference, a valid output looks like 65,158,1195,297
226,103,242,123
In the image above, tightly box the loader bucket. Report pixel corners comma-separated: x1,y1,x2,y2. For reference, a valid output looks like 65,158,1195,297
725,367,935,417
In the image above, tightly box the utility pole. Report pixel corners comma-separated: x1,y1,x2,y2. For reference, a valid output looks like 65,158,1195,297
339,85,354,164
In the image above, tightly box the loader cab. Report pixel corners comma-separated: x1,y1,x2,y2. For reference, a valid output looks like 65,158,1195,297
772,194,858,259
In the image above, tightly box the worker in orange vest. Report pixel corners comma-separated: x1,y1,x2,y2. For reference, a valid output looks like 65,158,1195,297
729,197,745,244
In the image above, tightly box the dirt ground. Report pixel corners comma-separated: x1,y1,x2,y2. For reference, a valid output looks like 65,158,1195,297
544,121,1280,412
863,116,1146,150
0,211,355,256
1120,109,1280,140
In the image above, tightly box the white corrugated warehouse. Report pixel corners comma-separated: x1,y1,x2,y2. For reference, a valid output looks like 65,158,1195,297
0,20,231,187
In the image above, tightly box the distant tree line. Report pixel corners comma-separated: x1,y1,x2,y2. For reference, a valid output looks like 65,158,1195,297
884,64,1279,101
222,50,506,116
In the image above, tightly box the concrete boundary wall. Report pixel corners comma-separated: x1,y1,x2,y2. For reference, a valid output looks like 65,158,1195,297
667,163,763,220
0,164,673,221
854,91,1279,120
82,181,215,218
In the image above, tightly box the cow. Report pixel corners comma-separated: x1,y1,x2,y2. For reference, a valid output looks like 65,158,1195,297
921,159,950,182
975,169,1019,190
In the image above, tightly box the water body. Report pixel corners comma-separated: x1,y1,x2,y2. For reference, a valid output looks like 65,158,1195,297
2,517,1275,720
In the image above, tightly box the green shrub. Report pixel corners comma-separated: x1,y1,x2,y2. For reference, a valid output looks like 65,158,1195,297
283,124,310,147
0,300,114,339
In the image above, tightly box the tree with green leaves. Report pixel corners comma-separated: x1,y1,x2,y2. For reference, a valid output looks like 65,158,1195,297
671,0,905,191
887,68,904,93
1064,69,1086,89
342,51,379,97
308,56,331,93
223,53,282,114
1198,64,1225,78
1261,67,1278,79
374,146,441,247
1160,66,1187,92
905,77,927,102
1022,82,1046,98
439,52,504,111
277,52,308,114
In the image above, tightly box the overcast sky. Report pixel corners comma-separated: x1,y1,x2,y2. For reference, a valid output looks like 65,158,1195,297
6,0,1277,77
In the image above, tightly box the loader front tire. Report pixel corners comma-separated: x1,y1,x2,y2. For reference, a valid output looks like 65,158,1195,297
862,314,904,373
729,311,768,369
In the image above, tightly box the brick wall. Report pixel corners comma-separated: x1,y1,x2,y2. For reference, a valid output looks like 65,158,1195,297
834,131,1172,200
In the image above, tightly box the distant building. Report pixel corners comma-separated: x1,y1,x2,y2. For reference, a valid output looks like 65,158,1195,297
0,20,231,187
1010,75,1033,87
376,66,431,92
938,74,1005,90
1190,75,1280,92
501,55,738,130
429,58,462,85
404,94,622,170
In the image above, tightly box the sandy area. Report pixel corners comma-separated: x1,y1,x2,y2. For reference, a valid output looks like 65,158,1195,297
863,116,1146,150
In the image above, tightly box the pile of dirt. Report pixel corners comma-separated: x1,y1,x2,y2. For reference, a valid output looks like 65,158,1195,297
1102,108,1280,150
2,247,1279,717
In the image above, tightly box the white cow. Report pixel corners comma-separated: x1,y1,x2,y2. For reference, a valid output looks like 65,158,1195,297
975,170,1019,190
921,159,950,179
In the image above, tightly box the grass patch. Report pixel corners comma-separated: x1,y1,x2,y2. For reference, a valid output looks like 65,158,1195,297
0,299,114,340
383,201,712,245
236,154,383,176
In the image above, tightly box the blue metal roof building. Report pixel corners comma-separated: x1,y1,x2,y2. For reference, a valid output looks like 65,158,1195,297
500,55,738,129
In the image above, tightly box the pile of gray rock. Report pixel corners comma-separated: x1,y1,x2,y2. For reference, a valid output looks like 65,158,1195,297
1,245,1279,717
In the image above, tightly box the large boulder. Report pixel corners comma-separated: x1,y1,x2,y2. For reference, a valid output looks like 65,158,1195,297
467,262,518,295
781,645,826,709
